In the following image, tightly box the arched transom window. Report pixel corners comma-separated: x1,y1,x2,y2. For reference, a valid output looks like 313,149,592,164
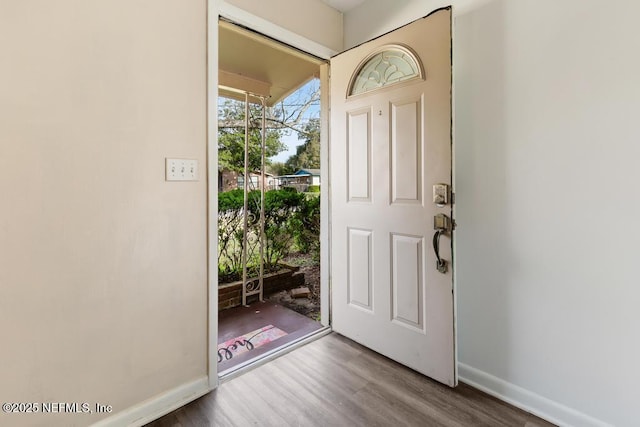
348,44,424,97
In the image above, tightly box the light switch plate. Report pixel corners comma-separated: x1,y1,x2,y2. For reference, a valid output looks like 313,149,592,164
166,158,198,181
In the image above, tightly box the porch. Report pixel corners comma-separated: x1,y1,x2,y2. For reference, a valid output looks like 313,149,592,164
217,300,323,373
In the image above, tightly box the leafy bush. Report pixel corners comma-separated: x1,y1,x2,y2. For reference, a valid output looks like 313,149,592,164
294,195,320,259
218,188,308,283
262,189,305,270
218,189,246,282
307,185,320,193
218,188,244,212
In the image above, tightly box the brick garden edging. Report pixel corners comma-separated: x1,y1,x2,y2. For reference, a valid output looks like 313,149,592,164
218,265,305,310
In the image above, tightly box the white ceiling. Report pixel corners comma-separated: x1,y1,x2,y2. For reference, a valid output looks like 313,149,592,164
218,1,370,105
218,21,324,106
321,0,367,13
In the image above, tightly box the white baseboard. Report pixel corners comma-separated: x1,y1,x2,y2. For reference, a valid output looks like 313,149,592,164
92,376,210,427
458,364,611,427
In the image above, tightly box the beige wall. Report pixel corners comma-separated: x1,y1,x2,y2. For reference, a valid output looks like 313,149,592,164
0,0,208,425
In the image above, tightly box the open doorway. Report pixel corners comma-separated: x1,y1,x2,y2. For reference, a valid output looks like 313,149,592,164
216,20,328,375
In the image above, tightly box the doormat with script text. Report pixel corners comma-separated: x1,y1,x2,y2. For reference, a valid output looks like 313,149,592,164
217,325,288,363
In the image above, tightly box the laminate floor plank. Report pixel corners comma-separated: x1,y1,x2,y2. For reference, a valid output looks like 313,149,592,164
147,333,556,427
346,350,492,426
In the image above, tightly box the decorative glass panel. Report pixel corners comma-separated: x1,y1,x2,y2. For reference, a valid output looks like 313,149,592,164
348,45,423,96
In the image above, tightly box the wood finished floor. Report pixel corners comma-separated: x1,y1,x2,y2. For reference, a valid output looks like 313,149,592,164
147,333,555,427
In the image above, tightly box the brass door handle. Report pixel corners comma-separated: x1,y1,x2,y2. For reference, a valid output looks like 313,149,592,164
432,230,447,274
433,214,451,274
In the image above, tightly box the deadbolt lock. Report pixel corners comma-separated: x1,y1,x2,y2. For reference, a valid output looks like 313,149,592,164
433,183,450,207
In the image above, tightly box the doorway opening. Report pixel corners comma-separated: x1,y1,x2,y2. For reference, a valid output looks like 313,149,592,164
216,19,328,375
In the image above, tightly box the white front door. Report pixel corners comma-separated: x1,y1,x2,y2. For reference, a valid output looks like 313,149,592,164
330,8,455,386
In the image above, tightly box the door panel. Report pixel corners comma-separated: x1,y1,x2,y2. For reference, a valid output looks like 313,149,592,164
347,228,373,311
330,8,455,386
347,109,371,201
391,97,422,203
391,233,424,330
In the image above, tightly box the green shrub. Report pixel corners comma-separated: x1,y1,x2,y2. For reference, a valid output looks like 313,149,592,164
307,185,320,193
217,189,246,282
218,188,244,212
261,189,305,270
294,195,320,259
217,188,307,283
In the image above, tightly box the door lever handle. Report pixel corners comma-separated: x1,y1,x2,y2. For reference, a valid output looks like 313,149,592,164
433,214,451,274
433,230,448,274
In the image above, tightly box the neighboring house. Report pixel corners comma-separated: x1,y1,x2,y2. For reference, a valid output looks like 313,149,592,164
218,168,239,192
237,172,275,191
294,168,321,186
218,168,275,192
274,169,321,192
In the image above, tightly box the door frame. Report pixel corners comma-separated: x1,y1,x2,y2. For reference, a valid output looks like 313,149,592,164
207,0,458,390
207,0,337,389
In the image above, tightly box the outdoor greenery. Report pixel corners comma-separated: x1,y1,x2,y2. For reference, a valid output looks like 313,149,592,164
218,82,320,177
284,118,320,173
218,98,286,174
267,119,320,176
218,188,320,284
294,194,320,258
218,80,322,286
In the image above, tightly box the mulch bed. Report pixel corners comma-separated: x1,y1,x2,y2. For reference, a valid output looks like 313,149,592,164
268,253,320,321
